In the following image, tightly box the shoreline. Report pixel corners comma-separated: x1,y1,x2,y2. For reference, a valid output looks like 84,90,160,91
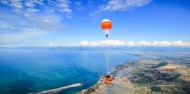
79,60,135,94
79,51,190,94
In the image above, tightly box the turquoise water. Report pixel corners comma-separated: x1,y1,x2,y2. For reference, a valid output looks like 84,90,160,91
0,47,137,94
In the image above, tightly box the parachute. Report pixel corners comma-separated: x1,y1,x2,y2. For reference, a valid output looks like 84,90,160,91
101,19,112,37
100,19,112,73
100,19,113,86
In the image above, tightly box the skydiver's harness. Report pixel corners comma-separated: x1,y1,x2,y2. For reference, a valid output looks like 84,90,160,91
100,75,114,86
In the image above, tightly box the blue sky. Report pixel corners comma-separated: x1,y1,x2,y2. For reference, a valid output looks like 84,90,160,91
0,0,190,46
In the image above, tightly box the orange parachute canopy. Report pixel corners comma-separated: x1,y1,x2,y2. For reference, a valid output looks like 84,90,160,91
101,19,112,37
101,19,112,31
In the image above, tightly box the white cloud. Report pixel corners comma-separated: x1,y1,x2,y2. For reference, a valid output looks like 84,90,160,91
136,41,151,46
80,41,99,46
24,0,44,8
24,1,35,8
80,40,125,46
57,0,72,13
74,1,85,11
90,0,152,16
99,40,125,46
102,0,151,11
26,12,65,31
10,0,23,9
157,41,189,46
80,41,88,46
80,40,190,47
0,0,10,4
0,22,16,30
126,41,135,46
0,29,45,42
0,0,68,32
0,0,71,42
0,0,72,17
126,41,190,47
26,8,40,13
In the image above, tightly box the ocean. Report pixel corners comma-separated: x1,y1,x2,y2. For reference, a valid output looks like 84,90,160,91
0,47,137,94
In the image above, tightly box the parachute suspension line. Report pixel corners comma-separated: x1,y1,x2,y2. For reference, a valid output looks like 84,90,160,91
106,36,109,74
101,18,112,75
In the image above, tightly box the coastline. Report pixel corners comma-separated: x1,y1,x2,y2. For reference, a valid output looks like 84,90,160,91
79,51,190,94
79,60,135,94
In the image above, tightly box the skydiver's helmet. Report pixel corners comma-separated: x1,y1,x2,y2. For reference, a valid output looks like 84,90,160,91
106,75,111,78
